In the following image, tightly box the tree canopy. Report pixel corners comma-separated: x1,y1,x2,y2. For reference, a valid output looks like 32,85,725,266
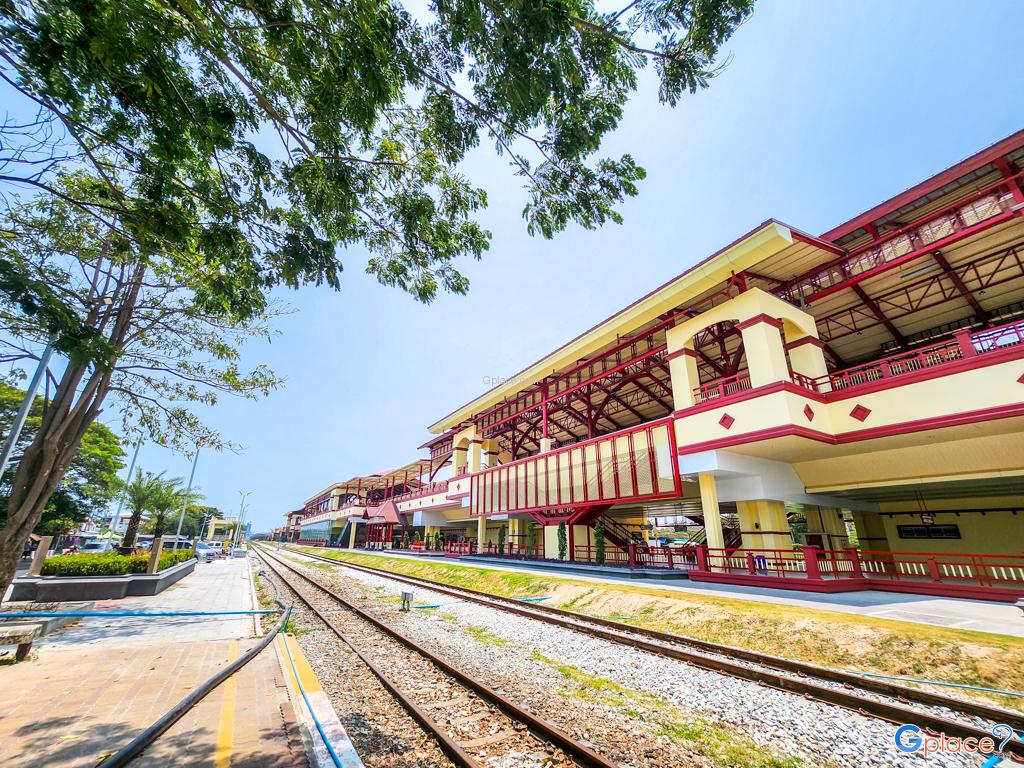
1,0,754,359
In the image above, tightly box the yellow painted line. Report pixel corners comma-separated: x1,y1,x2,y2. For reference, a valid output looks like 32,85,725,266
282,633,323,694
214,639,239,768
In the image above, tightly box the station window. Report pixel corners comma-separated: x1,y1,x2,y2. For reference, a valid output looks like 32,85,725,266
896,524,961,539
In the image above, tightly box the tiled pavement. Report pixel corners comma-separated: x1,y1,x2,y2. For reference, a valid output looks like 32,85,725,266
0,557,308,767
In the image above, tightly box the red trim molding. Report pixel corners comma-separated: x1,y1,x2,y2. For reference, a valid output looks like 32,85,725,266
677,401,1024,455
735,314,784,332
784,335,826,351
665,347,699,362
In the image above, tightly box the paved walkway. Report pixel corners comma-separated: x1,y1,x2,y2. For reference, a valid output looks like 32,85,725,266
336,547,1024,637
0,557,308,767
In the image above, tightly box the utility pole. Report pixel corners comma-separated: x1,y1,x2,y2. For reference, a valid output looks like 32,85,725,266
0,343,54,480
108,441,142,534
233,490,251,549
173,448,201,541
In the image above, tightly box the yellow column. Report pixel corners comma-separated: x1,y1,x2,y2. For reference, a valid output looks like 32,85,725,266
736,500,791,550
851,511,890,555
348,520,358,548
468,439,483,472
786,336,829,380
477,515,487,549
665,326,702,409
482,438,500,468
698,473,725,549
738,318,789,387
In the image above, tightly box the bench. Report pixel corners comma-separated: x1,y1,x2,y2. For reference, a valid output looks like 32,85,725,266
0,622,41,661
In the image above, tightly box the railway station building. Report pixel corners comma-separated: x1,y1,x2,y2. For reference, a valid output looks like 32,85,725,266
279,130,1024,602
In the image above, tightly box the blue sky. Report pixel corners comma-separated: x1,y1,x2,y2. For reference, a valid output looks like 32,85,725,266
116,0,1024,530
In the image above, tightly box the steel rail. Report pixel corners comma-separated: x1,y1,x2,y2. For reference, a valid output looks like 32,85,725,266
255,547,616,768
271,544,1024,758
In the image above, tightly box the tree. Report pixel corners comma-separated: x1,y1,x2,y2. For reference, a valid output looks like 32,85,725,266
117,468,168,551
557,521,567,561
0,381,125,536
0,0,754,594
594,519,605,565
497,524,506,556
401,530,410,549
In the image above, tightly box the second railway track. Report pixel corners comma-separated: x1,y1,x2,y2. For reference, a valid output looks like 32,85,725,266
265,543,1024,761
255,546,617,768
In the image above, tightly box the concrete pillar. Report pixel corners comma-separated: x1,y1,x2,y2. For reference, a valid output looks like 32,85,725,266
785,336,829,381
482,438,500,468
736,500,791,550
851,511,890,555
665,326,702,409
348,521,358,548
476,515,487,553
27,535,53,576
738,317,789,387
146,537,165,574
468,439,483,473
539,437,553,453
697,473,725,549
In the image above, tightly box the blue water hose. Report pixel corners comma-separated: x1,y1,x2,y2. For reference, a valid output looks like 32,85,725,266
280,621,356,768
854,671,1024,699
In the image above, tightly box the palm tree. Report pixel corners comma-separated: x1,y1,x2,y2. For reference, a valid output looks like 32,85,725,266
118,469,169,552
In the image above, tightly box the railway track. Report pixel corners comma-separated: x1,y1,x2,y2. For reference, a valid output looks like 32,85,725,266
267,543,1024,760
254,546,617,768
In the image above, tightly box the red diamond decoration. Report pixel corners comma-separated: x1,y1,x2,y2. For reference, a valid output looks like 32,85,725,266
803,404,815,421
1018,372,1024,384
718,413,735,430
849,404,871,422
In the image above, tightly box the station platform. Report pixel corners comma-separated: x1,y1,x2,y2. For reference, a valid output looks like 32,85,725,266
329,547,1024,638
0,557,320,767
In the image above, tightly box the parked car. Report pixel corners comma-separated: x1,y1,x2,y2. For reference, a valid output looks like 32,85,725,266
79,540,116,553
194,542,217,563
231,545,248,558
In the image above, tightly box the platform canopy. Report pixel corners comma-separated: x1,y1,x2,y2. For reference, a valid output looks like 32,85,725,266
303,458,441,507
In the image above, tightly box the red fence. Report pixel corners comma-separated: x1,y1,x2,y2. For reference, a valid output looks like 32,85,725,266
470,417,680,517
394,481,450,503
693,317,1024,403
465,540,1024,601
693,371,752,403
696,545,1024,601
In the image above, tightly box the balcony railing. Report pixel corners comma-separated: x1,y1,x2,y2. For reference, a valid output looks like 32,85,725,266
692,371,752,403
470,417,680,517
692,317,1024,402
393,480,450,503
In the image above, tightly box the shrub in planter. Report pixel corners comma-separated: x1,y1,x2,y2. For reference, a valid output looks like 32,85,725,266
42,553,132,576
40,549,195,576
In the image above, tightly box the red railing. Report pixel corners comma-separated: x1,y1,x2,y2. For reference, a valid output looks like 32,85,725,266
393,480,450,503
700,545,1024,591
470,417,680,516
477,542,546,559
693,371,751,403
690,318,1024,402
779,177,1019,303
443,541,477,556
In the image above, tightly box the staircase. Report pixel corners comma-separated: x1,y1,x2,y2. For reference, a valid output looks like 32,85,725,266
686,524,742,550
599,516,646,548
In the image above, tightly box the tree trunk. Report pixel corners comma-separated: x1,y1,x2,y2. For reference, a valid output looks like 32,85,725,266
121,508,144,553
153,512,166,539
0,263,144,596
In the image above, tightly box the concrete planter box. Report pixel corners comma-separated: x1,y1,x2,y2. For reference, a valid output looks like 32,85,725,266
8,559,196,602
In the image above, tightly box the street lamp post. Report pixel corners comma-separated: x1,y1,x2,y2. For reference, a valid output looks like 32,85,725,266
172,448,201,542
233,490,251,549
